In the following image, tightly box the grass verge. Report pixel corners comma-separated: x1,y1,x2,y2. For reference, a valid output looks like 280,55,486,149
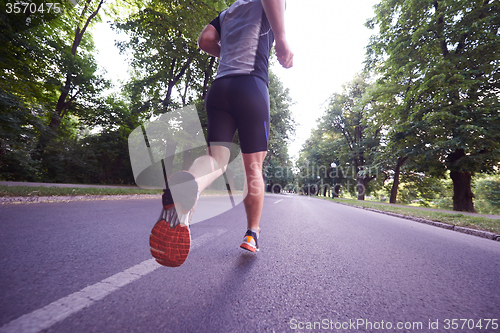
323,197,500,235
0,185,162,197
0,186,236,198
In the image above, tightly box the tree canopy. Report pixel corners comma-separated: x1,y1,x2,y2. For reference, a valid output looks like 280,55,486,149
366,0,500,211
1,0,296,186
298,0,499,212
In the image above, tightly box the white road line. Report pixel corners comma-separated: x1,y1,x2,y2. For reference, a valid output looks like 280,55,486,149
0,228,227,333
274,199,283,204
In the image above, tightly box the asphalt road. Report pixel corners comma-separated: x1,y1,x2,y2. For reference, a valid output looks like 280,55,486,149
1,194,499,332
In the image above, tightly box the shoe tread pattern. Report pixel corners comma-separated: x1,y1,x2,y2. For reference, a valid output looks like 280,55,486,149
150,219,191,267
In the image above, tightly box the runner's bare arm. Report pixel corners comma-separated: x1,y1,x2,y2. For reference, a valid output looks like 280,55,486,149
198,24,220,58
261,0,293,68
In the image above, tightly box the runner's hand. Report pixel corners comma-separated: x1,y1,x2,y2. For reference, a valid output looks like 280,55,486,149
275,37,293,68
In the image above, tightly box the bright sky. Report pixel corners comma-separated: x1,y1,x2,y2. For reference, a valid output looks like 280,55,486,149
92,0,380,159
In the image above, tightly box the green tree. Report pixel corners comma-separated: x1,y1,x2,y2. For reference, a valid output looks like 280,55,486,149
35,0,110,160
363,78,420,204
48,0,107,130
114,0,229,116
264,71,295,192
366,0,500,212
475,175,500,213
322,74,381,200
69,95,139,184
296,127,340,197
0,0,108,180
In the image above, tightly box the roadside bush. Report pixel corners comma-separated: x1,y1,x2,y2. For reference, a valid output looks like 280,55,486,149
432,197,454,210
474,176,500,214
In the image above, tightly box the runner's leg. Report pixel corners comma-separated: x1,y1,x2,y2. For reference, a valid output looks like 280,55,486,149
242,151,267,230
186,145,231,193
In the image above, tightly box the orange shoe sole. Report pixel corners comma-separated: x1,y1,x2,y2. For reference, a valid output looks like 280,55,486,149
150,219,191,267
240,242,257,253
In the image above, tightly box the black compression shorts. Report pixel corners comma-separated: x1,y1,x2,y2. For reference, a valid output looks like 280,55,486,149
205,75,270,154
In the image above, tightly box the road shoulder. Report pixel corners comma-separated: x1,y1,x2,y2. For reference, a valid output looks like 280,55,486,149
330,199,500,242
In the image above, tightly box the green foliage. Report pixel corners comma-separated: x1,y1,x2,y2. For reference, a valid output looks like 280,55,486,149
36,127,135,184
295,127,340,196
319,73,382,199
1,0,296,187
0,91,45,180
475,175,500,212
0,185,161,197
298,0,498,209
114,0,229,115
365,0,500,211
0,2,70,180
48,94,138,184
265,72,296,192
395,173,451,205
1,0,111,181
265,158,294,193
296,74,390,199
267,72,295,160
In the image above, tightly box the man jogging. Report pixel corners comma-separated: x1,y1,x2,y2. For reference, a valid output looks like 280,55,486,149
149,0,293,267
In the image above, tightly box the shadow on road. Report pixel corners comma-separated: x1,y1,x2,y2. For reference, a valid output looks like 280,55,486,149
235,252,257,268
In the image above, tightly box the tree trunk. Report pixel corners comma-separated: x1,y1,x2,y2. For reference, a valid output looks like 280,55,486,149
357,175,376,200
450,170,475,212
357,178,366,200
163,140,177,181
48,72,77,131
162,56,195,111
202,56,216,100
390,156,408,204
448,149,475,212
332,184,341,198
263,153,272,169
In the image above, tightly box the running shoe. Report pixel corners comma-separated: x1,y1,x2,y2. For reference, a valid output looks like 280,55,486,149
240,228,260,252
149,171,198,267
